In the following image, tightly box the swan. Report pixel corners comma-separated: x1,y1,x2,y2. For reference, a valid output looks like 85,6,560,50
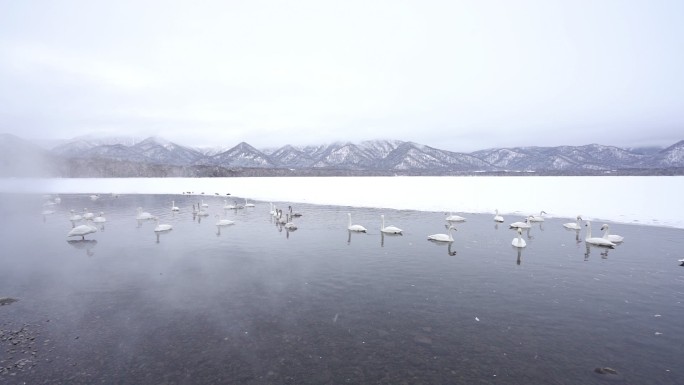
201,200,208,208
89,194,99,201
93,212,106,224
509,216,533,229
600,224,624,243
82,208,95,220
136,207,155,220
171,201,180,211
512,228,527,248
154,218,173,232
54,197,61,204
446,212,466,222
380,214,403,234
223,200,236,209
269,203,276,216
563,215,582,230
288,205,302,217
197,208,210,217
67,224,98,240
69,210,83,222
529,210,547,222
284,213,298,231
493,209,504,223
215,214,235,226
244,199,255,208
277,210,287,225
428,225,456,242
585,221,616,248
347,213,367,232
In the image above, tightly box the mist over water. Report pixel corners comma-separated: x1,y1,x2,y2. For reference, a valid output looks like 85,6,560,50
1,193,683,384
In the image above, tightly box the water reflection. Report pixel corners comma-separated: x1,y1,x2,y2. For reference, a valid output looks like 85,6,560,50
428,239,458,255
347,230,366,245
514,246,523,265
67,239,97,256
584,242,611,260
564,227,582,245
155,229,172,244
380,232,402,247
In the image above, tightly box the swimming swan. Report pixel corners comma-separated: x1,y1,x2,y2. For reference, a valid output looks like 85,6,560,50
69,210,83,222
512,228,527,248
215,214,235,226
380,214,403,234
82,208,95,220
171,201,180,211
428,225,456,242
509,216,533,229
585,221,615,248
201,200,209,208
347,213,367,233
446,212,466,222
494,209,504,223
284,214,298,231
600,224,624,243
136,207,155,220
93,212,106,223
529,210,547,222
154,218,173,232
67,224,98,240
563,215,582,230
244,199,255,208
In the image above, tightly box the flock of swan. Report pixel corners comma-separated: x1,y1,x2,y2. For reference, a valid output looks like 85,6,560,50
46,195,627,253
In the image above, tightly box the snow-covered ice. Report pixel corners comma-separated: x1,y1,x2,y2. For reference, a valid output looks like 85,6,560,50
1,176,683,229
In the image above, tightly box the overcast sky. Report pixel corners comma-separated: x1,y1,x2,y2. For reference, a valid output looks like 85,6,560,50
1,0,682,152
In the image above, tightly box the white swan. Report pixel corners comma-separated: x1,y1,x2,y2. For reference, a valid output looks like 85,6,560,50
284,213,298,231
529,210,547,222
380,214,403,234
512,228,527,248
201,200,209,208
600,224,624,243
446,212,466,222
67,224,97,240
585,221,616,247
269,203,276,216
171,201,180,211
563,215,582,230
493,209,504,223
347,213,367,233
136,207,155,220
69,210,83,222
82,208,94,220
224,200,236,209
93,212,106,223
509,216,533,229
154,218,173,232
428,225,456,242
215,214,235,226
244,198,255,208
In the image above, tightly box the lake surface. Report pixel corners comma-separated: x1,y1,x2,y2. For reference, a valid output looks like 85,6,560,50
1,193,683,384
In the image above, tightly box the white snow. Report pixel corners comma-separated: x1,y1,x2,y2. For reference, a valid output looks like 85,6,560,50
2,176,683,229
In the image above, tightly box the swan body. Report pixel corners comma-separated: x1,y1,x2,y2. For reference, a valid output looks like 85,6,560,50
197,208,210,217
563,215,582,230
284,214,298,231
82,208,95,220
428,225,456,242
171,201,180,211
154,218,173,232
493,209,504,223
136,207,155,220
288,206,302,217
244,199,255,208
600,224,624,243
347,213,367,232
509,217,533,229
512,228,526,248
529,210,547,222
585,221,616,247
69,210,83,222
380,215,402,234
201,200,209,208
89,194,99,201
224,200,236,209
67,224,97,240
215,214,235,226
446,212,466,222
93,212,106,223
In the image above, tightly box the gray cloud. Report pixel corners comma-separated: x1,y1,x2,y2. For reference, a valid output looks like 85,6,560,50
1,0,682,152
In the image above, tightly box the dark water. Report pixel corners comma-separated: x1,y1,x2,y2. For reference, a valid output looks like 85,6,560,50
1,193,683,384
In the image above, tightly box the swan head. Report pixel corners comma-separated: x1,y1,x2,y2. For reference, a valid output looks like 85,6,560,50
601,224,609,231
517,228,523,235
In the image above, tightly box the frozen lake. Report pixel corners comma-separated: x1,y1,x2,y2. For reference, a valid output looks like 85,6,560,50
1,191,683,384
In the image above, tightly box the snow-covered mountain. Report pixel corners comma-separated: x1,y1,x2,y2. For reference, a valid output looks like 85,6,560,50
3,133,684,175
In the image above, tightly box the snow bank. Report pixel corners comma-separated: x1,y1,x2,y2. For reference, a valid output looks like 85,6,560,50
2,176,683,228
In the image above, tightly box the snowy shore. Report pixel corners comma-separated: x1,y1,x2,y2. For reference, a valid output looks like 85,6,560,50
2,176,683,229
